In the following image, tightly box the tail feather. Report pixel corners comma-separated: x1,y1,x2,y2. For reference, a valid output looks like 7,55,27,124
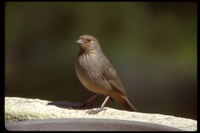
110,92,137,111
122,95,137,111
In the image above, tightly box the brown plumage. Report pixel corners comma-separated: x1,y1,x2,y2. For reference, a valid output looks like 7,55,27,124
75,35,137,113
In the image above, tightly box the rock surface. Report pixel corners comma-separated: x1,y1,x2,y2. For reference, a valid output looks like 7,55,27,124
5,97,197,131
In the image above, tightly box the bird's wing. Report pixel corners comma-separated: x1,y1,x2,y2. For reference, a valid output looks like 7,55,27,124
102,60,126,95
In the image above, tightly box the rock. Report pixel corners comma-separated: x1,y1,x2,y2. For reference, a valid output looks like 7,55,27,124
5,97,197,131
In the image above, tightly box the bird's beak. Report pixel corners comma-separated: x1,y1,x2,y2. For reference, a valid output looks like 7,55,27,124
76,39,83,44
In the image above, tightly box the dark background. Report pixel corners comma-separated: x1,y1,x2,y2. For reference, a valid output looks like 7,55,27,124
5,2,197,120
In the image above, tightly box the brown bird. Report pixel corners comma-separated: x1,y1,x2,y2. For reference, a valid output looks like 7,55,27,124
75,35,137,113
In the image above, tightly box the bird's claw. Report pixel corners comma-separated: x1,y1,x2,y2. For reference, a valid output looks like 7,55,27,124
86,108,105,114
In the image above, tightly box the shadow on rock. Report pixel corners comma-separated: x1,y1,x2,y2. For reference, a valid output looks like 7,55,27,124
47,101,97,109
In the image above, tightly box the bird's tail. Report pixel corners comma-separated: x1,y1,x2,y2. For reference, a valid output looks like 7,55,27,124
111,93,137,111
122,95,138,111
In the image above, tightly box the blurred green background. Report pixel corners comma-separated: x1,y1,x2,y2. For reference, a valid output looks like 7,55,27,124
5,2,197,119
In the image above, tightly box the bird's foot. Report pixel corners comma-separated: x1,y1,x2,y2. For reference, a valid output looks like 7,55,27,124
86,107,106,114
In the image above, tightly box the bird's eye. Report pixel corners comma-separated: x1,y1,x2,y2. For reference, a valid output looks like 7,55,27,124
87,38,92,42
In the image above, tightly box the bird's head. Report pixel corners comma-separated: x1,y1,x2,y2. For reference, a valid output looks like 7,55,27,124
76,35,101,53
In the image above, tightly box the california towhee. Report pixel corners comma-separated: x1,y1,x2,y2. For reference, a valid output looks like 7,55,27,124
75,35,137,113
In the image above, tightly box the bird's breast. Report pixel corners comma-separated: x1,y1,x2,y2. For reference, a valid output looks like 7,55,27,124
75,53,112,95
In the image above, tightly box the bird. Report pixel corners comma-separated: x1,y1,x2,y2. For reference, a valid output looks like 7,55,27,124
75,34,137,113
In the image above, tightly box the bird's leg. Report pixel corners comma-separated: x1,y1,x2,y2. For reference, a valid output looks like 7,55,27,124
80,94,99,108
98,96,110,111
88,96,110,114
